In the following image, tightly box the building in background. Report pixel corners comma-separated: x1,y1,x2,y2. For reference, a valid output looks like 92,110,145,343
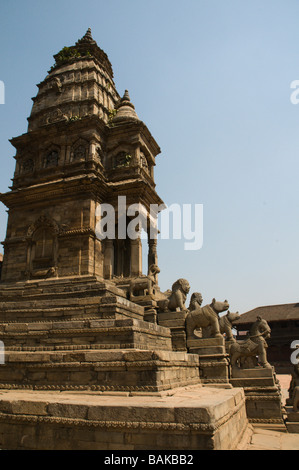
234,303,299,373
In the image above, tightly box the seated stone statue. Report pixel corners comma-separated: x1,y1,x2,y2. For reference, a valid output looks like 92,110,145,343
188,292,203,311
129,264,160,299
229,316,272,369
185,298,230,339
157,278,190,312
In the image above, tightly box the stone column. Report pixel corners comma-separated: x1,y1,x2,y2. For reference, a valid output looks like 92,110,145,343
148,237,158,276
103,239,114,279
130,238,142,277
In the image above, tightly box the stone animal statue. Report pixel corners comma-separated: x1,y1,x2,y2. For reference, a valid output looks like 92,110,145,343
288,358,299,411
229,316,272,369
157,278,190,312
185,298,230,339
201,310,241,340
219,311,241,341
188,292,203,311
293,387,299,411
129,264,160,299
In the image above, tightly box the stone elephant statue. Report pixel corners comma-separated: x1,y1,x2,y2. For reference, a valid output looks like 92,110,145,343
185,298,230,339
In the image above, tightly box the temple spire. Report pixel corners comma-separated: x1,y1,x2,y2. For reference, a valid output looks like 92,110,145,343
112,89,140,123
76,28,96,45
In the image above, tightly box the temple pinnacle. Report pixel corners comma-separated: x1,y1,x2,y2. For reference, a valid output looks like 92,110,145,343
77,28,96,44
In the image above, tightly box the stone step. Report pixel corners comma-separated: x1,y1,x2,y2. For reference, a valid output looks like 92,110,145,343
0,386,250,450
0,293,144,323
0,318,172,350
0,348,201,392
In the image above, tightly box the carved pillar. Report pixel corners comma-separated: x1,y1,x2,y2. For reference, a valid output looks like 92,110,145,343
148,237,158,275
130,238,142,277
104,239,114,279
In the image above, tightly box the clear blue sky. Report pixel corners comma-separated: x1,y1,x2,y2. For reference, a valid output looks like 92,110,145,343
0,0,299,314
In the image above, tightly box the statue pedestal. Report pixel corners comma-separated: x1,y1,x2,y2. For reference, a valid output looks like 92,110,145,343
157,311,188,352
285,407,299,433
230,367,285,429
187,337,231,385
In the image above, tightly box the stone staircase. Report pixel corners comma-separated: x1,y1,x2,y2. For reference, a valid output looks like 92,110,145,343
0,276,200,393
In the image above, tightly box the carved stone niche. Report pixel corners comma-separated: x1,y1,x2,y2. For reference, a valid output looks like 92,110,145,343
139,151,149,174
44,146,60,168
71,139,88,163
112,151,132,169
22,158,35,174
26,216,60,279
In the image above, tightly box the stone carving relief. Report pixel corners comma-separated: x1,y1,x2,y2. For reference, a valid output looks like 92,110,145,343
228,316,272,369
140,152,149,173
26,215,61,280
45,108,68,125
47,77,63,93
27,215,61,238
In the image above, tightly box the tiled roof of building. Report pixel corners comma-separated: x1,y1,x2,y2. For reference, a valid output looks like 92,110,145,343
234,303,299,325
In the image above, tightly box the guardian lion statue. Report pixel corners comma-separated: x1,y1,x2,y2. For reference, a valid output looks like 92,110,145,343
157,278,190,312
188,292,203,311
229,316,272,369
185,298,230,339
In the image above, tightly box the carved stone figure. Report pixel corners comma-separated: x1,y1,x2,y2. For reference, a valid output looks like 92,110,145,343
157,279,190,312
288,358,299,411
188,292,203,311
185,298,230,339
229,316,272,369
293,387,299,411
219,311,241,341
129,264,160,299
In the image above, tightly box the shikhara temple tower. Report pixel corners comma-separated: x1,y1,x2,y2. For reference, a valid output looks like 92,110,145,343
0,28,163,285
0,30,261,451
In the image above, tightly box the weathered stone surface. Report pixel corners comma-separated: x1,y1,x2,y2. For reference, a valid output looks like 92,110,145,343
0,386,252,450
230,367,284,425
0,29,255,450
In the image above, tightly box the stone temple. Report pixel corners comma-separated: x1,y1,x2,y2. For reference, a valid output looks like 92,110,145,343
0,29,285,450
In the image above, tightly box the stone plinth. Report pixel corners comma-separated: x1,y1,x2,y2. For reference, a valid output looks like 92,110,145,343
157,311,188,351
285,406,299,433
0,385,252,450
230,367,285,428
187,337,230,385
0,348,200,393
